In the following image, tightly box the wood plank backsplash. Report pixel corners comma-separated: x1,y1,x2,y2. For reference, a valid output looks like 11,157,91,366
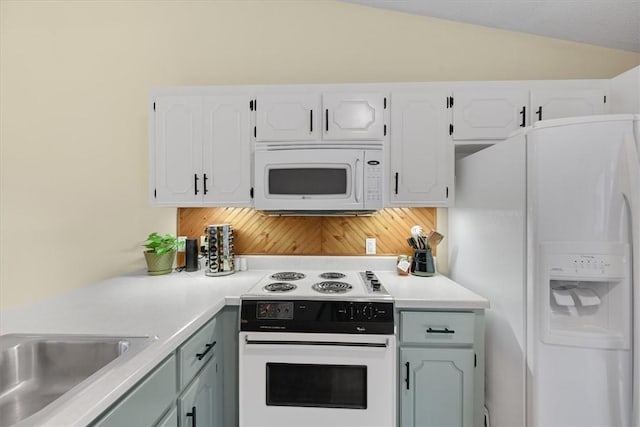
178,208,437,256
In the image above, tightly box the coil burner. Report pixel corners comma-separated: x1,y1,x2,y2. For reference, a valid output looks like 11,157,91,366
319,272,346,279
270,272,306,281
263,282,297,293
312,281,353,294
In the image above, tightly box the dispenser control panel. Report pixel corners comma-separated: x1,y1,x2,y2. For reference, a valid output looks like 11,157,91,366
549,253,627,279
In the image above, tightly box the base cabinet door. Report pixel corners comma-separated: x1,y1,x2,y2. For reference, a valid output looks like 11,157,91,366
400,347,475,427
155,405,178,427
90,355,177,427
179,356,220,427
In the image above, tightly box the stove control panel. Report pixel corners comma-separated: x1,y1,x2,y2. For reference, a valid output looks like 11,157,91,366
240,299,395,334
337,301,390,321
256,301,294,320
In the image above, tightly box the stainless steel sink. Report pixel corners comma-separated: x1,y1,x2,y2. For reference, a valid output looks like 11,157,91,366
0,334,155,427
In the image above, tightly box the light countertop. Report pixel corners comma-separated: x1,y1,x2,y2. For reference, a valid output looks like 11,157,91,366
0,256,488,426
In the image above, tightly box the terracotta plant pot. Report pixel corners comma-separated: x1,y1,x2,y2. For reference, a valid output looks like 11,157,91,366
144,250,176,275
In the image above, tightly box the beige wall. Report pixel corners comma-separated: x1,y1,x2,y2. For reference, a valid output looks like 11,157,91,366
1,0,638,309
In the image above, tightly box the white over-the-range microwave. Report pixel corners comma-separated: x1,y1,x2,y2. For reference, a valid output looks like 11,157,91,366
254,141,383,213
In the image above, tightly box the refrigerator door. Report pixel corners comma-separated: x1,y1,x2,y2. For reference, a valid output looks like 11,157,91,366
527,115,636,427
624,121,640,427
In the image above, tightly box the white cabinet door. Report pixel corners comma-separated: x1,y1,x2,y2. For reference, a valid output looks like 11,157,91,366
389,92,453,206
255,93,320,141
153,96,203,204
400,347,475,427
180,356,221,427
323,92,386,140
530,89,606,123
453,90,528,140
202,96,252,206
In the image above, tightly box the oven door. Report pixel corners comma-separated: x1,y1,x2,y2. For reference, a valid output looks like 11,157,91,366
239,332,396,427
254,149,365,211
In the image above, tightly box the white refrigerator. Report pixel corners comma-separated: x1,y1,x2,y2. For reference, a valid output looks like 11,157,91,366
449,114,640,427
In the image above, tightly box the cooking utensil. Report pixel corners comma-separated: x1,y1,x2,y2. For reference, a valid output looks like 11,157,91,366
427,231,444,248
410,225,423,248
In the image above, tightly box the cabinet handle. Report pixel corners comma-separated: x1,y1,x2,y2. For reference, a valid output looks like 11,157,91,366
186,405,197,427
203,173,208,195
194,174,199,195
426,327,455,334
310,109,313,133
536,106,542,121
196,341,216,360
394,172,399,195
405,361,410,390
520,106,526,127
325,109,329,132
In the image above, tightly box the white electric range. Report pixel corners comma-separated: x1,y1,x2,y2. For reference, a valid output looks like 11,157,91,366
238,270,396,427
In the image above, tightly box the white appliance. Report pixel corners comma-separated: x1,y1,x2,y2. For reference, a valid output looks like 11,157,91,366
253,144,383,213
449,114,640,427
238,271,396,427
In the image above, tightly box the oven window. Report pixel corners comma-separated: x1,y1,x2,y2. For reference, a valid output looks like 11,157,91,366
268,168,347,195
266,363,367,409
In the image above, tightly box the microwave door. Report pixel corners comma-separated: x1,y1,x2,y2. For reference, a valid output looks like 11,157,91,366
254,149,364,211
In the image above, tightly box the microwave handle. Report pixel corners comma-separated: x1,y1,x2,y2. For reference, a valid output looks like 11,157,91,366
355,158,362,203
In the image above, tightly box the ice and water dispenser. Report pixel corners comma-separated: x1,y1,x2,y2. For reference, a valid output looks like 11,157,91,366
540,242,631,350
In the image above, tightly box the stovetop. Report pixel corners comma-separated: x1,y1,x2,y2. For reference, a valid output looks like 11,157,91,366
241,270,392,302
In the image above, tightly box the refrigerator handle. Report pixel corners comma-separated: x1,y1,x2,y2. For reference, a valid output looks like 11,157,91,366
623,134,640,427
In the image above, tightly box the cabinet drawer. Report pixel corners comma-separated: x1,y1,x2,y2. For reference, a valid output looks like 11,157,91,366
401,311,475,345
179,317,219,388
92,355,176,427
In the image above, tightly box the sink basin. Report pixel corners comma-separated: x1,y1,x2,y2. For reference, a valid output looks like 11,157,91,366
0,334,155,427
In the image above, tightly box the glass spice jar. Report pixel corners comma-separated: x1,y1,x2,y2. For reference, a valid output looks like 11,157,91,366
396,255,411,275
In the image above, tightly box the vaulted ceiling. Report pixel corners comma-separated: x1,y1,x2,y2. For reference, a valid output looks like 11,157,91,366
341,0,640,52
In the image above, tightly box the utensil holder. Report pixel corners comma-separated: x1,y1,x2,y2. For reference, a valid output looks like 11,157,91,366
411,248,435,277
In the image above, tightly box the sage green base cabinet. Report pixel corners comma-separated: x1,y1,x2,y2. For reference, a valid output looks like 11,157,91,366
156,406,178,427
179,354,220,427
90,306,239,427
398,310,485,427
90,355,177,427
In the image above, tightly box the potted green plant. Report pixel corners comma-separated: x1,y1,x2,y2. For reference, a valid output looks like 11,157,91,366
143,232,178,275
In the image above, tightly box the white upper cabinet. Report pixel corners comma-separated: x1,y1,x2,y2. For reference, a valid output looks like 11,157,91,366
323,92,386,140
530,89,606,123
609,65,640,114
452,91,528,140
254,92,386,142
202,96,252,205
153,96,203,205
150,95,252,207
255,93,320,141
389,91,453,206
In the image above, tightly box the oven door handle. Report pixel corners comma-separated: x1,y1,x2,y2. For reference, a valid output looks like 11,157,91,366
244,337,389,348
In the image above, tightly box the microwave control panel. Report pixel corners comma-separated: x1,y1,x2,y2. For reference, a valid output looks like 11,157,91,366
364,151,383,208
